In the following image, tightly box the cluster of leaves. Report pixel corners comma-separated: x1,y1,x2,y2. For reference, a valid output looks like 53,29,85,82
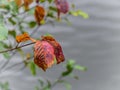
0,0,88,90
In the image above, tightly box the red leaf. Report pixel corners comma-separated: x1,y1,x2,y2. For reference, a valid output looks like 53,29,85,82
41,35,65,64
34,41,55,71
55,0,69,19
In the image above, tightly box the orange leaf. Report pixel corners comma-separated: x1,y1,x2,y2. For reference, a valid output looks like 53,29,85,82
34,41,55,71
14,0,22,7
41,35,65,64
16,32,30,43
34,5,45,25
23,0,33,10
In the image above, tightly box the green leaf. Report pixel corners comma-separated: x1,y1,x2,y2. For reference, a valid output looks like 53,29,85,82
28,21,37,28
3,82,9,90
77,10,89,19
46,80,51,88
0,25,8,41
67,60,75,66
0,82,10,90
0,42,10,59
29,62,36,76
47,12,55,18
48,0,53,3
74,65,87,71
8,18,16,25
9,1,19,14
28,8,35,15
63,82,71,90
8,30,16,38
69,11,78,16
49,6,57,12
0,0,9,4
40,0,46,3
3,52,10,59
62,60,75,76
69,10,89,19
0,15,4,24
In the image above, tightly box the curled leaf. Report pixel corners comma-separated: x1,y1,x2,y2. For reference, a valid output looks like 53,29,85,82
34,5,45,25
55,0,69,19
34,35,65,71
16,32,30,43
34,41,55,71
41,35,65,64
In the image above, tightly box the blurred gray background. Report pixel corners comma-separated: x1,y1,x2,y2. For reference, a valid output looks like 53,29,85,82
1,0,120,90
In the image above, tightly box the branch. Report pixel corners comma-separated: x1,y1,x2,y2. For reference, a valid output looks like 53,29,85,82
3,56,33,72
41,76,63,90
0,42,35,53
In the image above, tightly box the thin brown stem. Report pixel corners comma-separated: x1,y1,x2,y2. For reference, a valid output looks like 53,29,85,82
0,42,35,53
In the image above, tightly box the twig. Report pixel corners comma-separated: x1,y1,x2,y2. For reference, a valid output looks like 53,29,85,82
1,54,33,73
0,42,35,53
41,76,63,90
30,25,40,37
0,51,16,71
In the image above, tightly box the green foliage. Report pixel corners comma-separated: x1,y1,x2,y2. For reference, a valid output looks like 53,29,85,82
28,21,37,28
62,60,87,77
0,42,10,59
28,61,36,76
0,25,8,41
8,30,16,38
0,82,10,90
69,10,89,19
48,0,53,3
8,18,16,25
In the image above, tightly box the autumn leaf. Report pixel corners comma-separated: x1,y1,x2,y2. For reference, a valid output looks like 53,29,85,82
14,0,22,7
34,35,65,71
36,0,39,3
54,0,69,19
23,0,33,10
34,5,45,25
16,32,30,43
34,40,55,71
41,35,65,64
